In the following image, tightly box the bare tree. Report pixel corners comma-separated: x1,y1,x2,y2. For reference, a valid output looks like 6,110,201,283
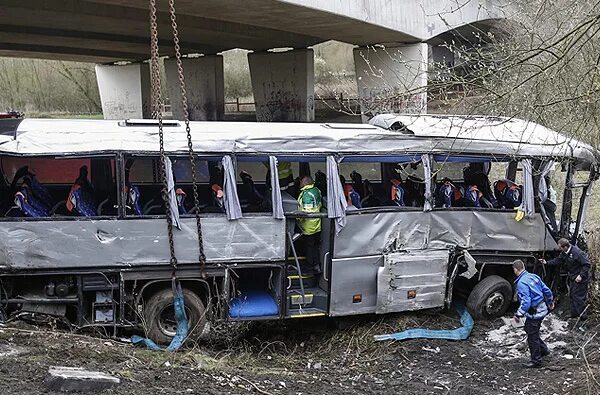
0,58,101,115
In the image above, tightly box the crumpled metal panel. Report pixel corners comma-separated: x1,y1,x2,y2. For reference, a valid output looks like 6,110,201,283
334,211,557,258
376,250,449,314
0,216,285,270
469,211,543,249
332,212,428,257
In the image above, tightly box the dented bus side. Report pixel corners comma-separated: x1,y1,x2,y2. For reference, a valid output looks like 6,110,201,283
0,116,597,344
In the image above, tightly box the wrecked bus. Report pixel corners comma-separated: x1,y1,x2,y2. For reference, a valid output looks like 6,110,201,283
0,115,597,343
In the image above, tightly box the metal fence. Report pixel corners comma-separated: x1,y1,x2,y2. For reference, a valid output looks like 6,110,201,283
224,95,361,113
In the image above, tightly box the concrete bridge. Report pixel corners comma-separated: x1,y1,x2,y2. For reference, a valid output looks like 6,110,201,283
3,0,510,120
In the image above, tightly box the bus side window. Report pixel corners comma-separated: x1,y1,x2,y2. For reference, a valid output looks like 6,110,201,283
236,159,270,214
433,160,499,209
382,162,424,208
125,156,220,216
2,156,116,218
338,160,425,209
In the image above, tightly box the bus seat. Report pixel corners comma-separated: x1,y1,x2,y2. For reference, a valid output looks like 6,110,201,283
464,185,483,208
29,175,54,210
210,184,225,213
176,188,188,215
142,197,161,215
188,204,208,214
240,171,263,207
20,183,50,214
350,170,364,197
360,179,384,208
50,200,66,216
404,175,425,207
67,185,97,217
343,184,362,208
14,191,48,217
390,179,405,206
125,185,143,215
314,170,327,196
4,205,22,217
435,178,462,208
97,197,110,215
494,179,522,209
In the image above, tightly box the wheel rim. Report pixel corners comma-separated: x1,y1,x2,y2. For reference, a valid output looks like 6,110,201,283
158,304,190,337
484,291,505,316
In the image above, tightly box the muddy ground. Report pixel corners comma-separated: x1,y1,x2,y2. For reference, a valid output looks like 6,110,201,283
0,298,599,395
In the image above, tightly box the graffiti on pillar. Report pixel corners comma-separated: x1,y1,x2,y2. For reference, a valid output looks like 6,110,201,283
307,95,314,112
104,91,143,119
256,82,309,122
171,95,223,121
142,97,152,118
189,100,219,121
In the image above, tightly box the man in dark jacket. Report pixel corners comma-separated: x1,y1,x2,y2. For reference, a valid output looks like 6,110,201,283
540,238,591,320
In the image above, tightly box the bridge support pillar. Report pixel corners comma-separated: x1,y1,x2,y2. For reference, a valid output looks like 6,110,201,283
248,49,314,122
95,63,151,120
164,56,224,121
353,43,428,118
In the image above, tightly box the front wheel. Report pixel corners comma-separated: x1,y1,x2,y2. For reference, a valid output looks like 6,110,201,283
144,288,207,345
466,275,512,320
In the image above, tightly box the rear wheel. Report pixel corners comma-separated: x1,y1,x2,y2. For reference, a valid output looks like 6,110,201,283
467,275,512,319
144,288,207,345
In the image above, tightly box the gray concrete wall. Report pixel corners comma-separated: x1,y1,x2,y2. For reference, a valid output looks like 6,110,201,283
95,63,151,120
354,43,428,117
248,49,314,122
165,56,225,121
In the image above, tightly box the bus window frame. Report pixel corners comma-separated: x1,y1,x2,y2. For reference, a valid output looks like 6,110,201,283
121,153,226,219
0,152,121,222
338,154,426,213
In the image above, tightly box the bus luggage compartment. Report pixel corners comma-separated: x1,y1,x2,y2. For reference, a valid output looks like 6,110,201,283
375,250,449,314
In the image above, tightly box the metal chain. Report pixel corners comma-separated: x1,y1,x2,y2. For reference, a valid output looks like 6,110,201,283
167,0,207,270
149,0,178,270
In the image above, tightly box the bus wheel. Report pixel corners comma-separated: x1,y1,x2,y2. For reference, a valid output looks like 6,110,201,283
466,275,512,320
144,288,207,345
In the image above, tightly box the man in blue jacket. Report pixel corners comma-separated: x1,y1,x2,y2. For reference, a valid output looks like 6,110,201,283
540,238,591,320
513,259,554,368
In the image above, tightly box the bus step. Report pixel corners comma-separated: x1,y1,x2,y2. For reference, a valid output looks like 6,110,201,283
287,274,318,289
287,307,327,318
287,287,327,311
287,256,306,261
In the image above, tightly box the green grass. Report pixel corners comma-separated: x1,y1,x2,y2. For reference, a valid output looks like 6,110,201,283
25,112,103,119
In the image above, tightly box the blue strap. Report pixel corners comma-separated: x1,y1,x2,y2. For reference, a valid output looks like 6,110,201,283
131,279,189,352
373,304,474,342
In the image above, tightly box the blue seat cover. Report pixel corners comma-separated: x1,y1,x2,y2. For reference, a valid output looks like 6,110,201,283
228,290,279,318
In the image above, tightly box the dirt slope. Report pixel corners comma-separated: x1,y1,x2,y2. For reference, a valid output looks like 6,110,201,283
0,307,598,395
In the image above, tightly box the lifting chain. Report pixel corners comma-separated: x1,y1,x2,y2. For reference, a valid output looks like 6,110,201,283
148,0,206,276
167,0,207,271
149,0,177,271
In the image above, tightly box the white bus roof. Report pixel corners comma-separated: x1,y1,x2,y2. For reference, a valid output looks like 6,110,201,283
1,115,597,164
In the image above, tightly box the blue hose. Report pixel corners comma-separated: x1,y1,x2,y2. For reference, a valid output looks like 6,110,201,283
373,303,474,342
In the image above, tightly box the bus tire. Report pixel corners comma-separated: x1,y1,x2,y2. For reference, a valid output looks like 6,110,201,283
144,288,207,345
466,275,512,320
